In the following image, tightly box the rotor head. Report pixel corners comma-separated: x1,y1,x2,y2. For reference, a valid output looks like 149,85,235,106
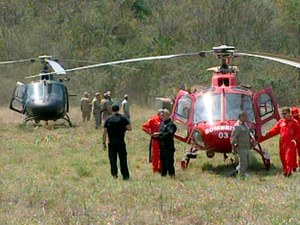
212,45,237,59
38,55,52,60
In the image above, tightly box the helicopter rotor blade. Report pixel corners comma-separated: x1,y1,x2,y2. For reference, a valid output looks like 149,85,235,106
25,52,200,78
47,59,66,75
236,52,300,68
0,58,36,65
61,59,141,71
61,59,106,64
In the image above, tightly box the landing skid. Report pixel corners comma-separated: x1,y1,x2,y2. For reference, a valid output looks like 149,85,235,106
21,115,35,125
21,114,73,127
181,143,271,170
62,114,73,127
181,147,197,170
252,143,271,170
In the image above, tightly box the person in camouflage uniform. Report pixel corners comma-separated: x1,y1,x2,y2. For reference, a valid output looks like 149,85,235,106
101,92,113,124
92,92,102,129
230,111,253,179
121,94,130,121
80,92,91,122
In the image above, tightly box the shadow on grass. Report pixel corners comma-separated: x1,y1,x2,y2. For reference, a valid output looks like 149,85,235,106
50,122,77,129
18,121,77,130
201,160,281,178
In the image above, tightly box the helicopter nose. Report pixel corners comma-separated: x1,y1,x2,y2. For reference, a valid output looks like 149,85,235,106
26,100,65,120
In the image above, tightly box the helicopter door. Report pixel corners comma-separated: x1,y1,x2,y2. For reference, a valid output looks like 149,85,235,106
10,82,27,113
253,87,280,142
64,86,69,112
172,91,194,142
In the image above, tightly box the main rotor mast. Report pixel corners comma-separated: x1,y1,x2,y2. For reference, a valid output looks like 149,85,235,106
38,55,54,81
212,45,238,73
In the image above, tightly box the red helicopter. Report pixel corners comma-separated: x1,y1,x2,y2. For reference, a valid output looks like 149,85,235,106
27,45,300,169
170,46,279,170
164,45,300,170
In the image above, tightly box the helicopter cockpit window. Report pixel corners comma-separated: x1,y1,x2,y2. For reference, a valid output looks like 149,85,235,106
257,93,274,118
200,87,216,94
175,96,191,122
27,83,63,101
225,93,255,123
232,87,250,93
14,84,26,101
194,94,221,124
47,83,63,100
27,83,44,100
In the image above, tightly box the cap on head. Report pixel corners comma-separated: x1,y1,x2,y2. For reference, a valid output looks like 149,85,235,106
84,92,89,96
95,92,100,96
112,103,119,112
162,108,171,115
124,94,128,99
291,106,299,116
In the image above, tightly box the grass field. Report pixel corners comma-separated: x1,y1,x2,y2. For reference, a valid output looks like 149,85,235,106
0,105,300,225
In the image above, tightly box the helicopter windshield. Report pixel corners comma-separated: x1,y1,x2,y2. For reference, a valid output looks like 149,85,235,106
193,93,255,124
194,94,221,124
27,82,64,101
225,93,255,122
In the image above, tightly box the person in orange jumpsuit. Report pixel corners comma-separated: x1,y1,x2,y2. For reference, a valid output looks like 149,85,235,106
291,106,300,168
142,109,163,172
266,107,300,176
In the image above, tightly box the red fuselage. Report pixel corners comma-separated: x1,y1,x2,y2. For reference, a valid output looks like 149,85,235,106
192,85,255,153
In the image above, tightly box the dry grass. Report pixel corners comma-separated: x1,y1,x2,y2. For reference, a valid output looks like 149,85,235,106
0,105,300,224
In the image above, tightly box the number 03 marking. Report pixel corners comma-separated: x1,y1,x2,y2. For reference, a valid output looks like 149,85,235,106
218,132,229,139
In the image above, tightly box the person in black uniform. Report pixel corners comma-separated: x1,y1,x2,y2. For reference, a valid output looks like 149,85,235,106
152,109,177,177
102,103,132,180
